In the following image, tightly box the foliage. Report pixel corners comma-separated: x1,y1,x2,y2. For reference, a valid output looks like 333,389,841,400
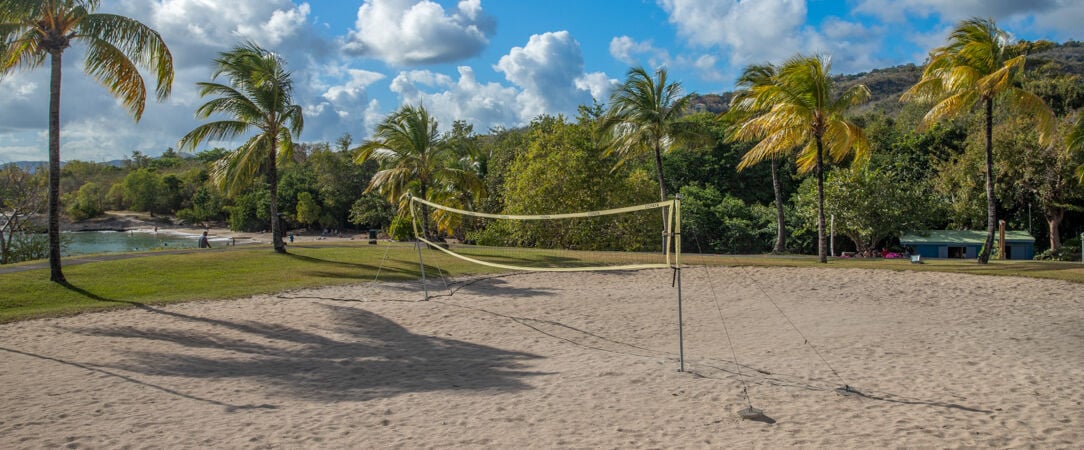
65,181,108,221
679,183,774,254
348,193,395,230
797,167,941,252
0,164,46,264
995,115,1084,251
120,168,165,213
295,192,321,227
227,185,271,232
176,185,224,226
471,115,657,251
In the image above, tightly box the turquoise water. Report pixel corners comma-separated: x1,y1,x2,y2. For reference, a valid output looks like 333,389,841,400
62,231,204,256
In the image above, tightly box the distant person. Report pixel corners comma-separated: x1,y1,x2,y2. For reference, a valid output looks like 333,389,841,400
198,231,211,248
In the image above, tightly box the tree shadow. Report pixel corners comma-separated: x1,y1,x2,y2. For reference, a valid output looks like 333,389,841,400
60,282,546,404
282,252,419,281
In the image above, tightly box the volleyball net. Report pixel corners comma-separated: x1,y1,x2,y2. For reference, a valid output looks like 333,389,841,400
408,196,681,272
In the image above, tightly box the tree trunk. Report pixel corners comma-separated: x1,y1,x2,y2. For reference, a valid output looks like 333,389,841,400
771,158,786,253
48,51,66,283
978,98,995,264
653,143,669,252
269,139,286,254
419,183,430,241
816,137,827,263
1046,207,1063,251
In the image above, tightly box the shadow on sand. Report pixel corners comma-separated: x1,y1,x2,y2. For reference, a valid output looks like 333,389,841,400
57,282,546,405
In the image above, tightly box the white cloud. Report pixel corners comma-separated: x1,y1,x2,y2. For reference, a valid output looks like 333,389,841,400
657,0,808,65
378,31,614,136
343,0,495,65
322,69,386,104
575,72,618,102
494,31,597,121
390,66,521,131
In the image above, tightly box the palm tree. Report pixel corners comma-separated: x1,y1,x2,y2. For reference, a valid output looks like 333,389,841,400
901,17,1054,263
0,0,173,282
727,63,789,253
178,42,302,254
355,104,484,240
600,66,696,203
727,55,870,263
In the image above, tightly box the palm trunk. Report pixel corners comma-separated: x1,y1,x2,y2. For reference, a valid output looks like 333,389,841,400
1046,207,1063,251
653,143,668,252
269,139,285,254
978,98,995,264
48,51,66,283
771,158,786,253
816,137,827,263
420,183,430,241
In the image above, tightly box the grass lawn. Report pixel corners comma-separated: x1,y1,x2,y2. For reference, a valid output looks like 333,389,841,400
1,241,1081,323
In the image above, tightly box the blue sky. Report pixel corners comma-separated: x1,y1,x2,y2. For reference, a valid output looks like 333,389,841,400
2,0,1083,162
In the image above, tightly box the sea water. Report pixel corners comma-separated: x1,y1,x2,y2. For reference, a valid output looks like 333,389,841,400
62,230,207,256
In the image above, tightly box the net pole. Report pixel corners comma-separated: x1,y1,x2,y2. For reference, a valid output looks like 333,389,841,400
408,195,430,301
674,195,684,372
416,240,429,301
677,266,685,372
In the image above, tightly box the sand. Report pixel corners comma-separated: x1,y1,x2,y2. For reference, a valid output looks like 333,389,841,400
1,267,1081,448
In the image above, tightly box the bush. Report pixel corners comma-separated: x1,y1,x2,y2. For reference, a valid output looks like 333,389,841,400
1034,237,1083,261
1,230,48,264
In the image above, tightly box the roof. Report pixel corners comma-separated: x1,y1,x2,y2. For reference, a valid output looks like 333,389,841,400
900,230,1035,245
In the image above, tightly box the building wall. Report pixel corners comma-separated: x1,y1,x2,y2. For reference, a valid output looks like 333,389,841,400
909,243,1034,259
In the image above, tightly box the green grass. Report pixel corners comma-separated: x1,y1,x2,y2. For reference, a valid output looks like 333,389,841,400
0,242,502,323
1,242,1081,323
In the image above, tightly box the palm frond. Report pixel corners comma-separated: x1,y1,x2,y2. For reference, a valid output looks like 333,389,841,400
76,13,172,100
177,120,252,151
82,38,147,119
1004,88,1055,146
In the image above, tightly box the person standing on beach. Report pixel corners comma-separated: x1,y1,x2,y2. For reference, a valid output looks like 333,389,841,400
198,231,211,248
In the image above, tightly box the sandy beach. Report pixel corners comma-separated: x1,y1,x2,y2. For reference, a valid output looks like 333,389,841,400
1,266,1081,448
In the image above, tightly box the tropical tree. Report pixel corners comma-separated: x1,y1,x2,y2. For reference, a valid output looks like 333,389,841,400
727,63,789,253
355,104,484,240
728,55,871,263
901,17,1055,263
0,0,173,282
0,164,47,264
600,66,696,203
178,42,303,253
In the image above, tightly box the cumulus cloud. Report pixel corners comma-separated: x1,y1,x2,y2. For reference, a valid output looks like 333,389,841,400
343,0,496,65
657,0,808,64
494,31,599,121
610,36,669,65
655,0,891,76
390,66,521,130
383,32,614,133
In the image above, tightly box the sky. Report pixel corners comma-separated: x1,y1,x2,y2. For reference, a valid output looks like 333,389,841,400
1,0,1083,163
